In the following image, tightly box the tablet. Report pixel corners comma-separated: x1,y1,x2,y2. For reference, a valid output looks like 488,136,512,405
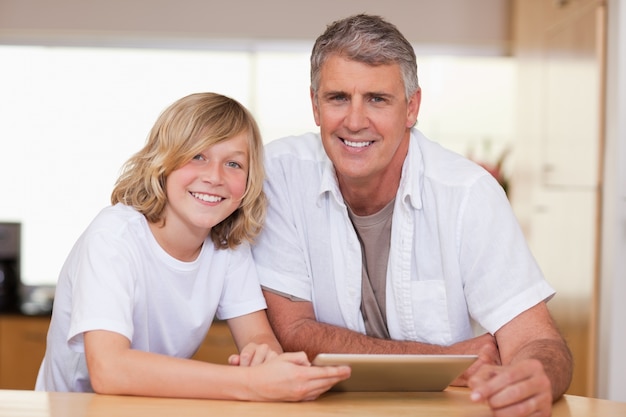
312,353,477,392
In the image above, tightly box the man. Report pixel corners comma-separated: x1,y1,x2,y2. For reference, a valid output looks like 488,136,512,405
252,14,572,416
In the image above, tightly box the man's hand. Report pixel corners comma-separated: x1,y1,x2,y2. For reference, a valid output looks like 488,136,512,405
450,335,501,386
468,359,552,417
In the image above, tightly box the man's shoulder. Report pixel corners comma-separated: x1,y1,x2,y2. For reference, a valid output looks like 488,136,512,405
411,130,473,166
264,132,324,160
411,130,489,186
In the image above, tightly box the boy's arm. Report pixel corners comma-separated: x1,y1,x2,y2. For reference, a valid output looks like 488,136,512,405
226,310,283,366
84,329,350,401
85,329,248,398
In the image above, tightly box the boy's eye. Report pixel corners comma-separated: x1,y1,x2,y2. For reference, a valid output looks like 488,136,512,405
192,154,206,161
226,161,242,169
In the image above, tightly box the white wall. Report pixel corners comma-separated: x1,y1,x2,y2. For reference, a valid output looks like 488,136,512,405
0,0,511,55
0,46,516,288
0,0,517,288
597,0,626,402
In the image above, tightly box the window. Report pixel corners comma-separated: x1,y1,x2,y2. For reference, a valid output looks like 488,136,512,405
0,45,515,286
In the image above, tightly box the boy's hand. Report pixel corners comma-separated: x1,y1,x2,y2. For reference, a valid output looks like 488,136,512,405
228,342,279,366
247,352,351,401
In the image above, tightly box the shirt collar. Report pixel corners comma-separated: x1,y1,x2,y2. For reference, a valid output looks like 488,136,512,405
399,128,424,211
317,156,344,208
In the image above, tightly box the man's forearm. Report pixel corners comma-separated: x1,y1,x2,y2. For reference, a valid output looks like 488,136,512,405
510,338,573,400
262,290,497,364
279,318,480,360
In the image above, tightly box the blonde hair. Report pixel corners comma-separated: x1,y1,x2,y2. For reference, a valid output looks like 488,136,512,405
111,92,266,249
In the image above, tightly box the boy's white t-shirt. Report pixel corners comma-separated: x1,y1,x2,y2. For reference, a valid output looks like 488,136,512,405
35,203,266,392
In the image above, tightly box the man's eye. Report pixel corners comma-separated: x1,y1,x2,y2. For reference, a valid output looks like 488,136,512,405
330,94,347,102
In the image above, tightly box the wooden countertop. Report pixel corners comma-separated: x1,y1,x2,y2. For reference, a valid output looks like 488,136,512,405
1,388,625,417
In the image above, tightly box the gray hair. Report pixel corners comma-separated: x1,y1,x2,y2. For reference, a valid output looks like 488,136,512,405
310,14,420,100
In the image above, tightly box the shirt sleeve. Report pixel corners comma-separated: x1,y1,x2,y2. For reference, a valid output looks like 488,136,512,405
216,242,267,320
251,155,314,301
67,230,136,351
458,174,555,334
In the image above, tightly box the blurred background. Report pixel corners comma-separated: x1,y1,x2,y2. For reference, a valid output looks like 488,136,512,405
0,0,624,401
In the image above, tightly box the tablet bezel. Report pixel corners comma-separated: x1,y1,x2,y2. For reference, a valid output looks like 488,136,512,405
312,353,478,392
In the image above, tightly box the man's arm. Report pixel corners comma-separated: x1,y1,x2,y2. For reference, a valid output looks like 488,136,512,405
263,289,500,377
468,301,573,416
497,301,573,399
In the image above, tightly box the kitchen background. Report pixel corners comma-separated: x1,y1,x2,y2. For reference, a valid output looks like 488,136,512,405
0,0,624,402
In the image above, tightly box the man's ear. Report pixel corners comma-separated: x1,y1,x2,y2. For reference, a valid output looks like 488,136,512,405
310,87,321,127
406,88,422,128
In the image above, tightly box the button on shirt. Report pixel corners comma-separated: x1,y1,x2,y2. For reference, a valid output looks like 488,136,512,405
252,129,555,346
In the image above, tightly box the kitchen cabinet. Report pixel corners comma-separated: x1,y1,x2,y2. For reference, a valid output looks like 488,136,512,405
541,1,605,187
511,0,606,397
191,320,239,365
0,315,237,390
0,315,49,389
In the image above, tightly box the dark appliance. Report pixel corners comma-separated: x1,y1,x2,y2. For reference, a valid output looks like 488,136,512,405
0,222,21,312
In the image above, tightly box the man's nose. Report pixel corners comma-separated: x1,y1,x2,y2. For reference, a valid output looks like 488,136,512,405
344,101,369,131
